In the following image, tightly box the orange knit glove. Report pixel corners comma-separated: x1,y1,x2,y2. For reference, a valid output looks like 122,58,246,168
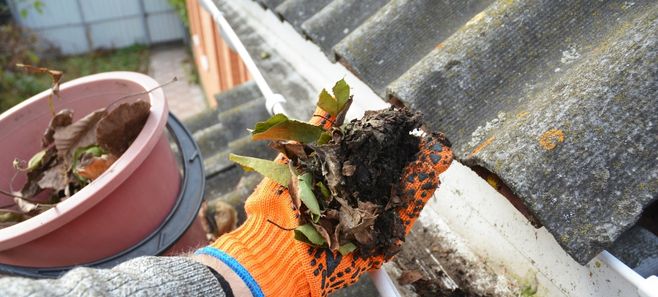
196,108,453,297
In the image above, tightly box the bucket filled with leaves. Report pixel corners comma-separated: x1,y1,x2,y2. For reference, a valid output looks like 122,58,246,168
0,71,182,267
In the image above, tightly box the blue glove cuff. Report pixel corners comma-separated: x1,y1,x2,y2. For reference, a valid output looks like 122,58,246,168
196,246,264,297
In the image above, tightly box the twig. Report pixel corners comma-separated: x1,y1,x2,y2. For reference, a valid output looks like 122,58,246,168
0,189,24,199
312,114,335,127
107,77,179,110
9,168,29,196
267,219,296,231
15,64,62,117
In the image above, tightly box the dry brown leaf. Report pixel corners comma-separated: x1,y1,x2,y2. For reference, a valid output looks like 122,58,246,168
311,222,334,250
330,127,343,143
96,101,151,156
37,162,68,191
15,64,63,95
332,223,343,250
358,201,379,215
42,109,73,147
288,162,302,209
20,171,43,199
398,270,424,285
199,200,237,241
19,147,58,198
337,200,362,230
75,154,117,180
341,161,356,176
336,199,379,246
334,98,353,127
271,141,307,160
53,109,107,167
352,215,377,245
16,64,63,115
324,208,340,220
314,144,343,197
353,228,375,246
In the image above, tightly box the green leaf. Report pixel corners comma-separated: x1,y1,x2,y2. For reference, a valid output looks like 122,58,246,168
317,88,339,117
84,146,104,157
299,172,321,222
317,132,332,145
72,145,106,181
294,224,326,246
27,149,47,172
338,242,357,255
253,114,288,133
229,154,291,186
317,80,351,117
252,114,324,143
316,181,330,199
33,1,44,14
332,79,350,108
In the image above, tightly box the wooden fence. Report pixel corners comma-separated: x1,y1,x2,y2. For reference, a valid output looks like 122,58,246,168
186,0,250,108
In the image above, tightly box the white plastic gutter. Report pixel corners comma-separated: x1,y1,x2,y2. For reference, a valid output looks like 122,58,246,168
198,0,287,116
597,251,658,297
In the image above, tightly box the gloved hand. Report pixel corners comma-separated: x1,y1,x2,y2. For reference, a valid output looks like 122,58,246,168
196,107,453,297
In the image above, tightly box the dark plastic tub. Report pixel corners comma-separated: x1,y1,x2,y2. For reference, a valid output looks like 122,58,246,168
0,114,205,278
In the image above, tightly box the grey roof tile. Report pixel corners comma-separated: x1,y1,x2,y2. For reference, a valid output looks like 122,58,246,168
255,0,285,9
301,0,389,59
333,0,493,95
387,0,658,263
274,0,333,32
213,81,262,111
245,0,658,264
609,226,658,278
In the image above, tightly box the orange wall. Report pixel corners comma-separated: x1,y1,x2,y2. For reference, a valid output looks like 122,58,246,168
186,0,250,108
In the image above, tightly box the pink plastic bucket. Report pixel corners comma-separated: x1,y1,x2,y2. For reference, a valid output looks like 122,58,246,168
0,72,185,267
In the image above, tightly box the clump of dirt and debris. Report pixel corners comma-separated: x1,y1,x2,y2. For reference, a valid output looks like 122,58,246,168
229,79,435,259
302,107,422,257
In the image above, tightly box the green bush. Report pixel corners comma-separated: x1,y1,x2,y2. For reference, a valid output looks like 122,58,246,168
0,22,45,112
0,24,150,114
1,0,151,114
168,0,188,27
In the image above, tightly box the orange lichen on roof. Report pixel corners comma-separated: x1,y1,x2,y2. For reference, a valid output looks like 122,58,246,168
468,135,495,158
516,111,530,119
539,128,565,150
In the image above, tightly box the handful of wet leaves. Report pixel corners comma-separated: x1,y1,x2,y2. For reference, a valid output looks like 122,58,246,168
230,80,424,258
0,67,151,229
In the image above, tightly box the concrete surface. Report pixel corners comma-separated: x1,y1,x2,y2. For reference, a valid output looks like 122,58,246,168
149,44,207,120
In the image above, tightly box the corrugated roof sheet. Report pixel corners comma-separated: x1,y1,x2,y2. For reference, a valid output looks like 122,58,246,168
252,0,658,264
273,0,332,32
255,0,284,9
301,0,388,59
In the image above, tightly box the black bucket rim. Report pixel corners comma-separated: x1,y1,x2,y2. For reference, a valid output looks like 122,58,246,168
0,114,205,278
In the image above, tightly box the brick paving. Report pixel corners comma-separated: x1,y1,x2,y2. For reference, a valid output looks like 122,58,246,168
149,44,207,120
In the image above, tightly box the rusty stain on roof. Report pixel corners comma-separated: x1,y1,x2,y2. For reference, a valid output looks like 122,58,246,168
469,135,495,158
538,129,565,150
